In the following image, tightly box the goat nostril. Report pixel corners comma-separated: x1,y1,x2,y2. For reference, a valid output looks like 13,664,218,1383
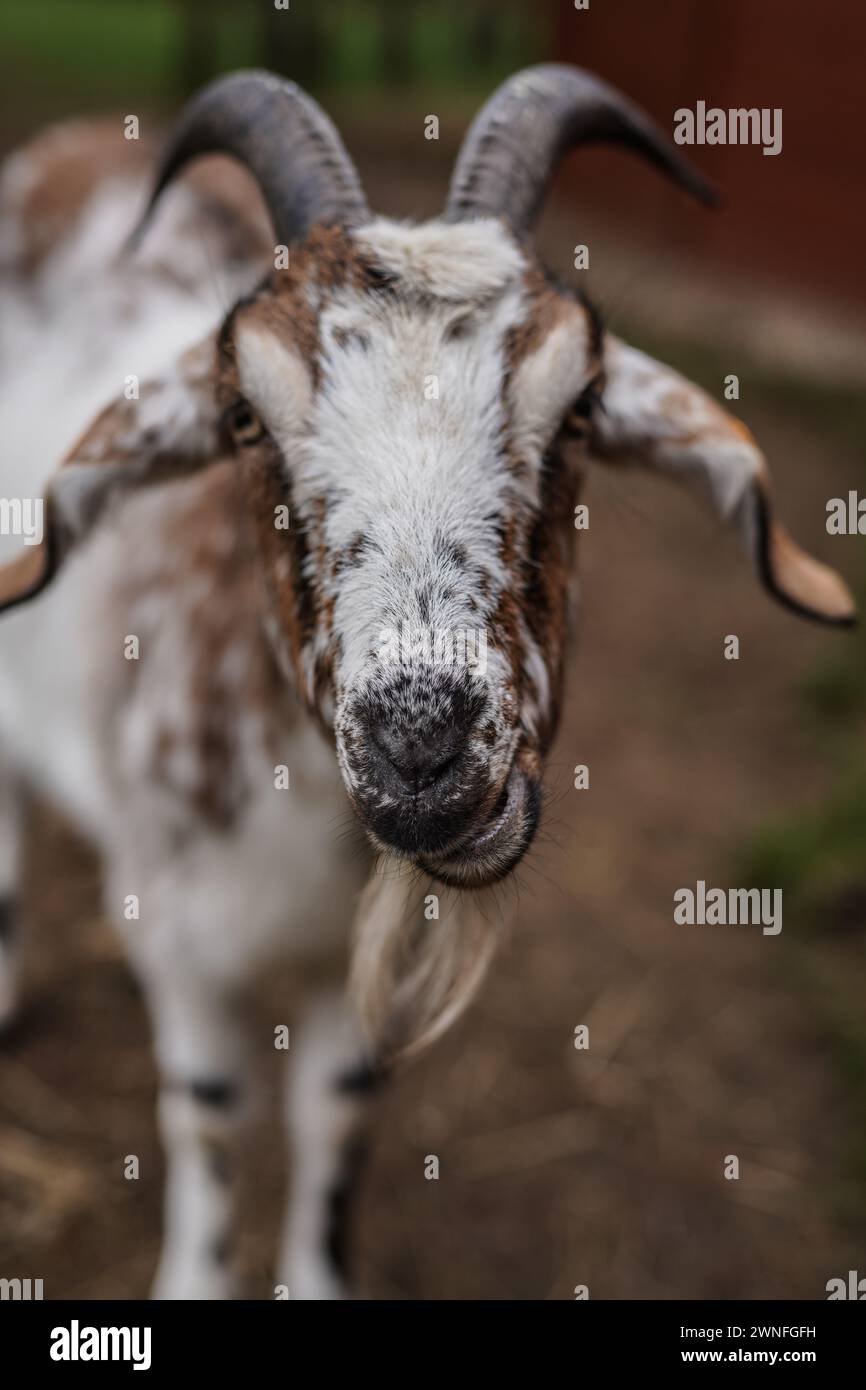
370,722,466,793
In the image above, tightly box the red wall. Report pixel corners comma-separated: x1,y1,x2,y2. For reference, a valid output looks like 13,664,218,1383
550,0,865,312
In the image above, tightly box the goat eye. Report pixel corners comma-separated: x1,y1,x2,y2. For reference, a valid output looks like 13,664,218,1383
226,400,265,448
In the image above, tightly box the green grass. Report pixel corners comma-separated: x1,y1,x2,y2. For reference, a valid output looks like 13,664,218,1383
324,5,382,88
741,773,866,917
0,0,546,109
0,0,182,98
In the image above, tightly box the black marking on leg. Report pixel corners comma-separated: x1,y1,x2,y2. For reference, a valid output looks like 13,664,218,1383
336,1057,388,1096
209,1229,233,1266
325,1137,369,1281
0,896,17,945
203,1137,232,1185
188,1077,238,1108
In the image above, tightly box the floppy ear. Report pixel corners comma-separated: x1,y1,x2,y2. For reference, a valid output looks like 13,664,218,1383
0,338,220,615
590,336,856,626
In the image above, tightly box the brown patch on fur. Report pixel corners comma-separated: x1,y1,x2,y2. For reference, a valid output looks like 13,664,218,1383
486,505,531,709
222,280,320,391
0,121,152,274
313,636,340,712
516,744,542,782
234,448,341,731
0,542,51,614
492,458,584,757
108,460,291,829
523,455,582,751
219,226,376,393
333,532,370,574
496,515,520,571
489,584,526,704
500,271,601,484
497,275,601,750
483,273,578,739
487,276,599,748
304,224,376,293
306,496,338,644
159,464,286,827
503,268,574,391
0,118,276,281
240,446,316,704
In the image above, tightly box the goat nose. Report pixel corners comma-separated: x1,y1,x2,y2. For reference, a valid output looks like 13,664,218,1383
370,718,468,793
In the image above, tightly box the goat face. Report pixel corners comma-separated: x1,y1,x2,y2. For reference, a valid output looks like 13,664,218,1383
219,220,599,885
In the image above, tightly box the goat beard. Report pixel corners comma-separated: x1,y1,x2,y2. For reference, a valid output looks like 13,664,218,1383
349,858,505,1062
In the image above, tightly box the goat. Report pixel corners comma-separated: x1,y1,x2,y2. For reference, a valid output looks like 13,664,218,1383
0,66,854,1300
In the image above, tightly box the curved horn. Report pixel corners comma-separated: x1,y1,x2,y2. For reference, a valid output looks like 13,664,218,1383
446,63,717,234
131,69,369,247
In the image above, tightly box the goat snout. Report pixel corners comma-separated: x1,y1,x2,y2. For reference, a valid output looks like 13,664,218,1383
340,675,491,857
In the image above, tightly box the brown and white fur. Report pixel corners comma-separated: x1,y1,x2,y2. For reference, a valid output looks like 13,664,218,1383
0,68,854,1300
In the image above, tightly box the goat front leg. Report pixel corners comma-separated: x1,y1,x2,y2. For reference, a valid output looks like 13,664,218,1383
143,967,251,1300
278,988,384,1300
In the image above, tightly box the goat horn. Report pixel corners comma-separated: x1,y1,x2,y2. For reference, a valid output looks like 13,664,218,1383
130,69,369,248
446,63,717,234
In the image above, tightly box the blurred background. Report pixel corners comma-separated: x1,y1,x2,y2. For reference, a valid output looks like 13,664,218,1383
1,0,864,1298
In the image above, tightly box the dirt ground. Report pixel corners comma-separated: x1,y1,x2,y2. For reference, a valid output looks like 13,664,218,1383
0,159,863,1299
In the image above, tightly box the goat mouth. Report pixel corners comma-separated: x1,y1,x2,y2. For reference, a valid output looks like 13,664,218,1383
418,765,540,889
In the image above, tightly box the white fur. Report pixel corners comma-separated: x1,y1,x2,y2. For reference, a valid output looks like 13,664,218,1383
595,336,763,551
354,217,525,302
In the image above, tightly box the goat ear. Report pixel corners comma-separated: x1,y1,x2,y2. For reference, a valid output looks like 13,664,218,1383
590,336,856,626
0,339,220,615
